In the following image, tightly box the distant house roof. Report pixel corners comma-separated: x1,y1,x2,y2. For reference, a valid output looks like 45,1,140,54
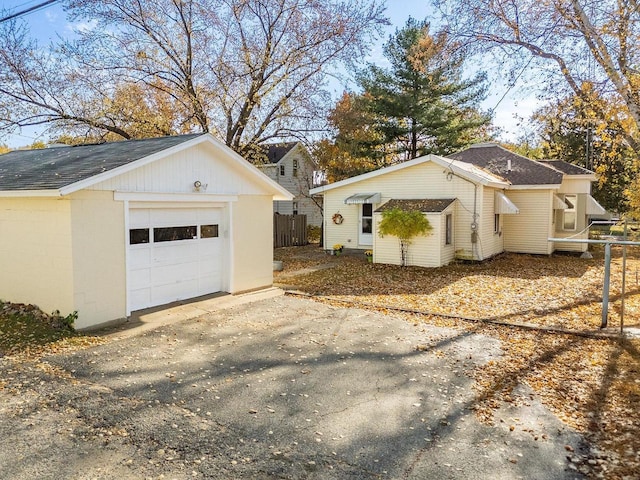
448,143,564,186
538,159,594,176
0,134,203,191
375,198,456,213
262,142,298,164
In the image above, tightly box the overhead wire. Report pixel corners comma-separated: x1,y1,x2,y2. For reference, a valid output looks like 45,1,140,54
0,0,61,24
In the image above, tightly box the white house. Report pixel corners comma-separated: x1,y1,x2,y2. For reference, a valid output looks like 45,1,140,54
309,143,605,267
254,142,323,226
0,134,292,329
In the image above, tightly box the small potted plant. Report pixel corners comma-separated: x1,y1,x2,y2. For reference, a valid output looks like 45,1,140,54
364,250,373,263
333,244,344,256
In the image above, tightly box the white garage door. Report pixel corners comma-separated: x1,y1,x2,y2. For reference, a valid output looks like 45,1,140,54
127,207,223,312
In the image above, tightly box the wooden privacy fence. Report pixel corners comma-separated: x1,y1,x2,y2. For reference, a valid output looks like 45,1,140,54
274,214,307,247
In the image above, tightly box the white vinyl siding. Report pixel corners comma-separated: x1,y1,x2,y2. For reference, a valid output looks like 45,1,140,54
90,142,274,196
480,186,505,259
502,190,554,255
323,161,476,253
374,212,443,267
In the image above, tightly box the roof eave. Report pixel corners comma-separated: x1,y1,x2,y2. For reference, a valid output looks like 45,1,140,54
508,184,562,190
0,189,61,197
563,174,597,181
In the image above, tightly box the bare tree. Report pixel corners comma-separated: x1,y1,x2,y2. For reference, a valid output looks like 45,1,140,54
0,0,386,150
433,0,640,153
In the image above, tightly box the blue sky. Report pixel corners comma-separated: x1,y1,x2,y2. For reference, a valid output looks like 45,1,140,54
1,0,536,147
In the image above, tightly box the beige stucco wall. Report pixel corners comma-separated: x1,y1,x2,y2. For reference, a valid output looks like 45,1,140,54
503,190,554,255
230,195,273,293
321,162,479,255
0,197,75,316
69,190,126,329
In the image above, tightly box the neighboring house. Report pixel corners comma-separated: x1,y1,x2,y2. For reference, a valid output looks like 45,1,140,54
254,142,323,226
0,134,292,329
309,143,605,267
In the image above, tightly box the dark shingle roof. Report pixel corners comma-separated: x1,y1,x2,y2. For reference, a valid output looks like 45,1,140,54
0,134,204,191
448,143,563,186
375,198,456,213
538,159,594,176
263,142,298,164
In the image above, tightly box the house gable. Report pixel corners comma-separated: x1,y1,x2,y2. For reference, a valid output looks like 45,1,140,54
88,140,291,199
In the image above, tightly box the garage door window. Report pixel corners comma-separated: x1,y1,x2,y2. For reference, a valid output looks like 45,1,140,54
154,226,197,242
130,228,150,245
201,224,219,238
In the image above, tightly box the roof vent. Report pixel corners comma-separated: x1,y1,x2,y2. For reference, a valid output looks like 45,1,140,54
507,159,512,172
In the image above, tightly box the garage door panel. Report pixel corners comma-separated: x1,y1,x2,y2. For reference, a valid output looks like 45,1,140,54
150,208,198,226
129,269,151,290
128,207,223,312
129,248,152,269
150,261,200,286
152,242,199,264
152,279,200,305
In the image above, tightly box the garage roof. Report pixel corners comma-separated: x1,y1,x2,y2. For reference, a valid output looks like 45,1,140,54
0,134,203,191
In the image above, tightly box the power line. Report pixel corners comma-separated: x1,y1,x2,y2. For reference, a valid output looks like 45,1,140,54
0,0,60,24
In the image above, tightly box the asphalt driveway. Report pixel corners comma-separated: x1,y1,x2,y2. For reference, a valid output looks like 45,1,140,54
0,295,584,479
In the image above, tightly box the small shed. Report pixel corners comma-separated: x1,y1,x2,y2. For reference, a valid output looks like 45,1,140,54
374,199,456,267
0,134,292,329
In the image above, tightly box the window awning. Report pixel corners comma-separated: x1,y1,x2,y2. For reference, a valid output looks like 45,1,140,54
495,191,519,214
344,193,381,204
586,194,606,215
553,194,569,210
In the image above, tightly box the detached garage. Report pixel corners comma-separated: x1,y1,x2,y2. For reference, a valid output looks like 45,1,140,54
0,133,292,329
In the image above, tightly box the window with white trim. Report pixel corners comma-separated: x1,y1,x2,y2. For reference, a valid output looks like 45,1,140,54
362,203,373,234
494,214,500,234
563,194,577,230
445,214,453,245
279,164,285,176
292,159,298,177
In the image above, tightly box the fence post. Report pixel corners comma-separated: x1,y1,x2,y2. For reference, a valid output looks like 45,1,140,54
602,242,611,328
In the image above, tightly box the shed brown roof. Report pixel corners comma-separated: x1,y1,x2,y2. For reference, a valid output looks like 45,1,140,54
375,198,456,213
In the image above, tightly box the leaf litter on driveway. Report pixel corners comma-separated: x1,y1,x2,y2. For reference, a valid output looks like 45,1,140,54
275,244,640,479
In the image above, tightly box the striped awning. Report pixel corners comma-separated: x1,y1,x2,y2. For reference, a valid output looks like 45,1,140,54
344,193,381,204
495,191,519,214
553,194,569,210
586,194,606,215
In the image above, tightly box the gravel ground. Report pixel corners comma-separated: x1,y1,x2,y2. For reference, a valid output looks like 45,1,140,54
0,296,584,479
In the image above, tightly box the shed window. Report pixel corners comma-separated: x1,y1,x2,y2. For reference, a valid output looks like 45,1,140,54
494,214,500,234
154,226,197,242
201,224,219,238
279,165,285,176
130,228,150,245
563,194,577,230
445,214,453,245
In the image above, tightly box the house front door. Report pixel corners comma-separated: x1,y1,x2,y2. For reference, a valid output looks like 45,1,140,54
359,203,373,246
